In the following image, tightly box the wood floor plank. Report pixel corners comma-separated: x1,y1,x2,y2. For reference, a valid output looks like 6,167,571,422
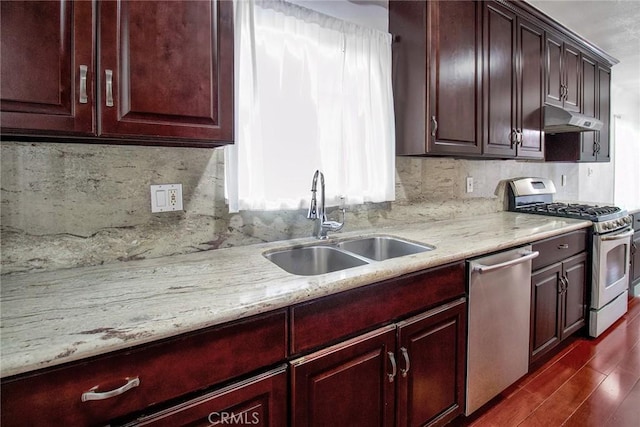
467,388,544,427
518,366,606,426
587,315,640,375
563,365,640,427
522,358,578,400
605,377,640,426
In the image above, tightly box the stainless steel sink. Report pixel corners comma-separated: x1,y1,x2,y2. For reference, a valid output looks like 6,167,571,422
264,246,369,276
336,236,434,261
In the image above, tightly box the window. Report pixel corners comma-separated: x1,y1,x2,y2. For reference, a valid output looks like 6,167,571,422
225,0,395,212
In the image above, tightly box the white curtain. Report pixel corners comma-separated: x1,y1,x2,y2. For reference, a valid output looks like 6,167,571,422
225,0,395,212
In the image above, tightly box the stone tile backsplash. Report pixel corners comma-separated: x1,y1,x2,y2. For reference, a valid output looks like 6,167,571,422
1,142,578,274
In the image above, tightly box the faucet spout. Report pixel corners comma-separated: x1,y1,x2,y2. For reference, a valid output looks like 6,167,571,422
307,170,345,239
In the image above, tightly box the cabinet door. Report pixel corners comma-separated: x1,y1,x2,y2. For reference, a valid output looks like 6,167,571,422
580,55,598,162
632,232,640,285
517,18,545,159
561,253,587,338
596,66,611,161
396,299,466,427
0,0,94,136
427,0,481,155
291,326,396,427
98,0,233,144
483,2,517,158
389,0,480,156
530,263,562,363
126,367,287,426
563,43,581,112
544,33,564,108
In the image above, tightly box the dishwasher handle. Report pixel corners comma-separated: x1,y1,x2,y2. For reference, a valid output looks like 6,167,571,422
472,250,539,274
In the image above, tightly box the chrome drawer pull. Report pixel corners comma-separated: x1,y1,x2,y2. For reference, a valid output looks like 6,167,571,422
558,243,569,249
387,352,397,383
431,116,438,137
400,347,410,378
81,377,140,402
105,69,114,107
79,65,88,104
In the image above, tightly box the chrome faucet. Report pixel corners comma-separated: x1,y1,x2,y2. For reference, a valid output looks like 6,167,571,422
307,170,345,239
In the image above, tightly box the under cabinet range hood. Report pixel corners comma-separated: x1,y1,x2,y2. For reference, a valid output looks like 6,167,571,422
544,105,603,134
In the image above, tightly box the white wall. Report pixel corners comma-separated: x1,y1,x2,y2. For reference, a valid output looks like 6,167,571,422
612,82,640,208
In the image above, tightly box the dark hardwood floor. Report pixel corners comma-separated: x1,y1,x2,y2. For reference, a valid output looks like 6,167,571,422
457,295,640,426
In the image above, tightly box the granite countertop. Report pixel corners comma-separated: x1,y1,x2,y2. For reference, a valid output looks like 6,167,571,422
0,212,591,378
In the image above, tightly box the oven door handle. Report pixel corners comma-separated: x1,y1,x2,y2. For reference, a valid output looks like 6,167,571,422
600,229,634,241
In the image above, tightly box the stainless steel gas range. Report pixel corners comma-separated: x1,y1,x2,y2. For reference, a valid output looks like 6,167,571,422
508,177,633,338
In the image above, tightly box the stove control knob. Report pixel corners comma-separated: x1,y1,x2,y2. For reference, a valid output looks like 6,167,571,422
624,216,632,225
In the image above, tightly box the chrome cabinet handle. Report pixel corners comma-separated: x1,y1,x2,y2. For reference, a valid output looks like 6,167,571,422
79,65,88,104
387,352,397,383
105,69,114,107
400,347,410,378
81,377,140,402
510,129,518,149
431,116,438,137
557,243,569,249
558,274,568,294
517,129,523,145
473,250,539,273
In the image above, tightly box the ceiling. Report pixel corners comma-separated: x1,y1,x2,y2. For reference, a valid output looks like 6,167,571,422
528,0,640,102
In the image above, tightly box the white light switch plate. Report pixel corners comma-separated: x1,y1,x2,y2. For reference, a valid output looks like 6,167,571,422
150,184,183,212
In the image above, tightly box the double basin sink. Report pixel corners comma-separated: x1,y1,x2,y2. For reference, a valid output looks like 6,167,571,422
265,236,435,276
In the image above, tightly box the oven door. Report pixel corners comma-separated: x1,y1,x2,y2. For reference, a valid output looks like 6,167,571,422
592,227,633,309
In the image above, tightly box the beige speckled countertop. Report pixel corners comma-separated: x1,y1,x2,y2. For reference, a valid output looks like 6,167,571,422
0,212,591,378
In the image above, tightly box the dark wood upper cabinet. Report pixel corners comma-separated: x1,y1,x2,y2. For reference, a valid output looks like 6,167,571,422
579,55,599,162
545,62,611,162
390,0,482,156
0,0,95,136
544,32,581,112
596,65,611,162
98,0,233,143
483,2,544,159
1,0,233,147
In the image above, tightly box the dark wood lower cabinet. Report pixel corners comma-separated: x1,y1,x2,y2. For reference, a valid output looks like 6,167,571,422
291,325,397,427
291,298,467,427
530,252,587,364
124,366,288,426
397,299,467,427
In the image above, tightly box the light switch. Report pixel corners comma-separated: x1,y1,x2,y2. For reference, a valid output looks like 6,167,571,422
150,184,183,212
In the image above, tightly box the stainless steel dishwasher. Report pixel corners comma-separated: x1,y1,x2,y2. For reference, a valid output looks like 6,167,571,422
465,245,539,415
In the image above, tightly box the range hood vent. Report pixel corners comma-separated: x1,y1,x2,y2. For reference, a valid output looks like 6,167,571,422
544,105,603,134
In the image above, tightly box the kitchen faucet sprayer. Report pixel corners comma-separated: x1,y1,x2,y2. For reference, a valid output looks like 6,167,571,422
307,170,345,239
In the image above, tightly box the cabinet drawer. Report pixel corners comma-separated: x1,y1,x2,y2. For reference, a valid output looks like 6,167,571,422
532,229,588,270
1,310,287,427
290,262,465,355
125,366,288,426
